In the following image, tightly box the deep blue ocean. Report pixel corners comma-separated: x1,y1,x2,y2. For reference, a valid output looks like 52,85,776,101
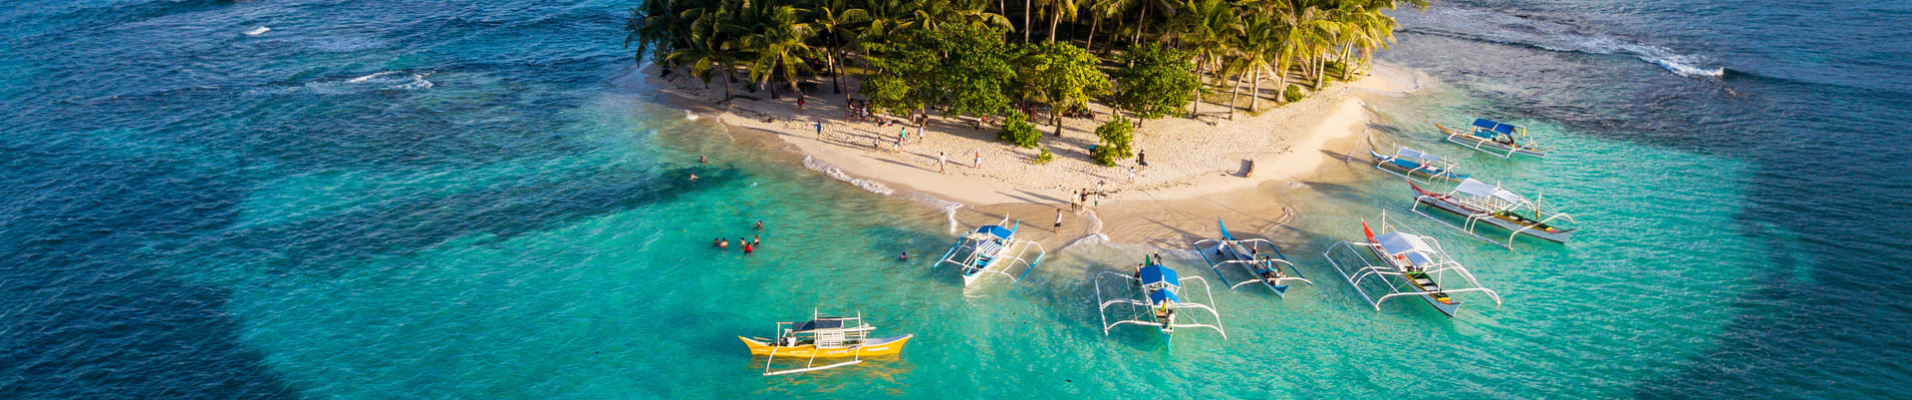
2,0,1907,399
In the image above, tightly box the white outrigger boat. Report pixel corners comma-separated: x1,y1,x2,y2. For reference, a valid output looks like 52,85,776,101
1322,212,1501,317
1094,256,1226,342
931,216,1046,286
1410,178,1577,247
1370,146,1469,183
1193,219,1312,297
738,309,913,376
1435,118,1552,158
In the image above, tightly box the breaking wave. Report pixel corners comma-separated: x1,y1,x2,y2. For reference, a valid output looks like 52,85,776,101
802,155,893,196
250,71,434,96
1398,7,1724,78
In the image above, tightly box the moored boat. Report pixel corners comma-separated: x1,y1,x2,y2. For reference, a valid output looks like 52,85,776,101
931,216,1045,286
1194,219,1312,297
1322,211,1501,317
1409,178,1577,247
739,310,913,376
1369,146,1469,183
1436,118,1551,158
1094,256,1226,342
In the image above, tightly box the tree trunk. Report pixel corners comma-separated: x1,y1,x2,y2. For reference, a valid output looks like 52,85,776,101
1130,5,1147,46
1188,64,1201,118
1052,106,1064,136
1049,7,1060,42
1086,16,1100,52
1024,0,1033,43
1249,67,1262,111
828,36,844,94
721,64,735,102
1228,69,1243,120
1274,62,1287,104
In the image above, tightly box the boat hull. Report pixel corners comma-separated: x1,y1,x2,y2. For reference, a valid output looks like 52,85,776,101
1436,124,1548,158
739,334,913,358
1363,243,1464,317
1369,150,1467,182
1415,195,1575,243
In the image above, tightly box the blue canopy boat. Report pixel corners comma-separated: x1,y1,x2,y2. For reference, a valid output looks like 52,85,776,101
1094,257,1226,342
932,216,1045,287
1193,219,1312,297
1435,118,1552,158
1321,211,1502,317
1369,147,1469,182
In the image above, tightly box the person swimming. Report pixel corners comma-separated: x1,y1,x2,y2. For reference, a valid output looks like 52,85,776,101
898,250,909,261
755,220,764,230
751,235,760,247
744,242,754,255
718,238,729,249
689,173,698,182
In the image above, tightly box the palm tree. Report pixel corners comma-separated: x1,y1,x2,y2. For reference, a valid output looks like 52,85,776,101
1236,15,1281,111
738,6,816,101
668,5,745,102
811,0,869,94
1038,0,1078,42
1177,0,1239,117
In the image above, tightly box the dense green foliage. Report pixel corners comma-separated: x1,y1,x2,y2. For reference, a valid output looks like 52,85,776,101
1016,41,1109,134
1112,44,1198,123
626,0,1418,125
1035,147,1055,164
1091,116,1135,166
1284,84,1305,103
998,110,1041,148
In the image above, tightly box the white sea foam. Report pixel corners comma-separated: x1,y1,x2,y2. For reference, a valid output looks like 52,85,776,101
1399,7,1724,78
244,26,270,36
803,155,893,196
684,110,699,120
293,71,434,95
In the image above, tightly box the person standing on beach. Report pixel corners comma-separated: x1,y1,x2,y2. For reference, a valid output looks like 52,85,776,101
1138,149,1148,166
899,127,908,145
797,97,805,111
1053,208,1064,234
974,150,982,168
938,152,947,174
1128,167,1136,183
815,121,823,140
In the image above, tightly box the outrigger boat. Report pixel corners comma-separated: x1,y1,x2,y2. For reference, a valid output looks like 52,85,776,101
738,309,913,376
1193,219,1312,297
1322,212,1501,317
1094,256,1226,341
1409,178,1577,247
1369,147,1469,183
932,216,1046,286
1435,118,1552,158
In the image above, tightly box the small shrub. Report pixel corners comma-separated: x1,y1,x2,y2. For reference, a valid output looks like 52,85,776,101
997,110,1041,148
1090,116,1135,167
1325,60,1348,80
1283,84,1305,103
1035,147,1055,164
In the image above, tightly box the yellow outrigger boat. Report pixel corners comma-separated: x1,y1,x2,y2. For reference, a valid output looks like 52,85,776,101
739,310,912,376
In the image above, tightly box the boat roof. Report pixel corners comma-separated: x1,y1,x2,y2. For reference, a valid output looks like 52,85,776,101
791,318,863,333
1394,147,1437,161
1471,118,1518,136
975,225,1014,240
1455,179,1526,204
1148,288,1181,304
1375,231,1438,268
1139,264,1179,286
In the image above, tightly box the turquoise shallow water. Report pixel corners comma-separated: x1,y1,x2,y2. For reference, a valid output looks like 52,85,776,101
3,0,1907,399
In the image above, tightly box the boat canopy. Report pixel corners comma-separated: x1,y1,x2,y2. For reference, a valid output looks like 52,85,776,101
793,318,846,333
1147,288,1181,304
1471,118,1518,136
1139,264,1178,286
976,225,1014,240
1394,147,1438,162
1375,232,1437,268
1455,179,1526,204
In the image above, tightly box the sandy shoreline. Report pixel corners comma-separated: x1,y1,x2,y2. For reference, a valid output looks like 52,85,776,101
636,63,1420,247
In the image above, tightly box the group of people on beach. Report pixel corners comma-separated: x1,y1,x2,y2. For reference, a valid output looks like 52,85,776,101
1069,189,1101,213
712,220,767,255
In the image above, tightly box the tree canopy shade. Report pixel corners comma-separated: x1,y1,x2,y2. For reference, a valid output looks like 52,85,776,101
860,29,942,115
1091,115,1135,166
935,25,1019,121
1014,41,1108,135
1111,43,1198,125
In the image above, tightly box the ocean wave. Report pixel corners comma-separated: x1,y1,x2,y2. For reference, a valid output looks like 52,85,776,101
251,71,434,96
802,155,893,196
1398,7,1724,78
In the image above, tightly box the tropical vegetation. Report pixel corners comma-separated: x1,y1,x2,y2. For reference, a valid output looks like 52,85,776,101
626,0,1418,132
